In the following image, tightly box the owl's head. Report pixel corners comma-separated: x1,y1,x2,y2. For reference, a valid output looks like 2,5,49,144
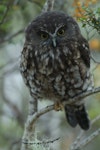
25,11,81,48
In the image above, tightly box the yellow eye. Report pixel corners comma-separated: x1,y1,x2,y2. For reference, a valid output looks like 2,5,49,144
40,32,49,40
57,28,65,36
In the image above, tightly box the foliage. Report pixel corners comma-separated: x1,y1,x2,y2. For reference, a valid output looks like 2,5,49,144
79,7,100,34
73,0,100,33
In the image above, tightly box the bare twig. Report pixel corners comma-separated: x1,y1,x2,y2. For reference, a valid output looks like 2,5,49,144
0,59,19,79
74,128,100,150
3,95,24,127
0,29,24,44
42,0,55,12
91,53,100,64
70,114,100,150
91,114,100,125
84,26,96,41
1,78,24,127
0,57,19,71
27,0,42,8
71,128,100,150
0,3,10,25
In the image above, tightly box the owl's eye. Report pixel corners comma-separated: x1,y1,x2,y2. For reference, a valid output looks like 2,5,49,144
38,31,49,40
57,27,65,36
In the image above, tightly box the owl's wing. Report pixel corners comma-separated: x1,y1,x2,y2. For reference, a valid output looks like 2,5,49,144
78,37,90,68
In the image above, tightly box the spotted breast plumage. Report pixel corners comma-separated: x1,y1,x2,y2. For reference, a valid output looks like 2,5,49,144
20,11,93,130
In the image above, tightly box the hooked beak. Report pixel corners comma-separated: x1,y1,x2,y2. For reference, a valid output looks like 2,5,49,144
52,37,57,48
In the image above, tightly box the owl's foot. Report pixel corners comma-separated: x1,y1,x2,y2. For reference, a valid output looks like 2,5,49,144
54,101,63,111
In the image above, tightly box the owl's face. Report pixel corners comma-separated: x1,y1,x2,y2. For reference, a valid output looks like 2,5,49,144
26,11,81,49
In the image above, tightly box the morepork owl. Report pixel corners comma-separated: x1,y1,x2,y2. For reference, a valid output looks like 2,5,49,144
20,11,93,130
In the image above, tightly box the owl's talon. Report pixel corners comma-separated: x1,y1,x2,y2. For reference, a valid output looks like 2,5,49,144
54,102,63,111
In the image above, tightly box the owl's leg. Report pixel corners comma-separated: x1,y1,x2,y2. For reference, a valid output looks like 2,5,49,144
54,101,63,111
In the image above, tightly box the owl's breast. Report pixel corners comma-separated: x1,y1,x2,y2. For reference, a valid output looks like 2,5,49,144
20,45,93,101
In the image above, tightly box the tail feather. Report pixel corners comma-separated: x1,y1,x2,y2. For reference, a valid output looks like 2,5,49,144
65,105,77,127
75,105,90,130
65,104,90,130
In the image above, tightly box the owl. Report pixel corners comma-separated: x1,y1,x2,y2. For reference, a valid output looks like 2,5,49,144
20,11,93,130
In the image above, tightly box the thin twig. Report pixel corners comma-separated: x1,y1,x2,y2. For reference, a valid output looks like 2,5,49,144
42,0,55,12
91,115,100,125
0,59,19,80
1,79,24,127
75,128,100,150
27,0,42,8
71,114,100,150
0,2,10,25
91,54,100,64
0,29,24,44
71,128,100,150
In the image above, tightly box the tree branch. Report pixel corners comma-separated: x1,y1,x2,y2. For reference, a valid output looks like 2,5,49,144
21,86,100,150
91,115,100,125
70,114,100,150
23,86,100,128
62,87,100,105
27,104,54,126
71,128,100,150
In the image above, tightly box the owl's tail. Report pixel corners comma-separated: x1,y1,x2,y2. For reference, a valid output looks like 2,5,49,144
64,104,90,130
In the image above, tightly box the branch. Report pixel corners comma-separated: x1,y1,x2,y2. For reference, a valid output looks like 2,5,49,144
72,128,100,150
0,58,19,79
0,29,24,44
23,86,100,127
91,53,100,64
62,87,100,105
0,3,10,25
21,104,54,150
27,0,42,8
91,115,100,125
1,78,24,127
21,86,100,150
27,104,54,127
70,114,100,150
42,0,55,12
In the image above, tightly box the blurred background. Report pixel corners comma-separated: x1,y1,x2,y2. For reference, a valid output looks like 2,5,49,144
0,0,100,150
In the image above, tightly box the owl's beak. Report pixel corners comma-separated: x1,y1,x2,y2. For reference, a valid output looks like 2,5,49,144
52,38,57,48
